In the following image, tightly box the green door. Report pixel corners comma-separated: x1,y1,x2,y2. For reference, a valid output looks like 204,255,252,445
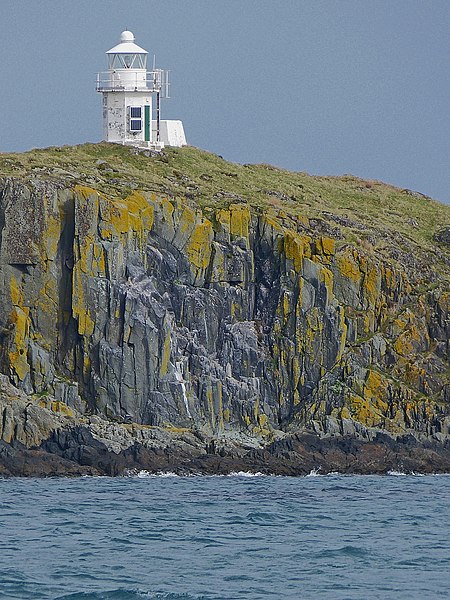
144,105,151,142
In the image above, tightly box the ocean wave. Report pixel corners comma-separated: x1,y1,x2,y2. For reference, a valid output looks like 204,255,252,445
126,470,268,478
387,470,426,476
227,471,266,477
55,590,210,600
138,470,180,478
305,468,322,477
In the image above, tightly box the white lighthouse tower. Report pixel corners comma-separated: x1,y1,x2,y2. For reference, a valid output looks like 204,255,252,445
96,30,186,149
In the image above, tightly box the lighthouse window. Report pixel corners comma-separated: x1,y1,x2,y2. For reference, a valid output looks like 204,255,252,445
108,53,147,70
129,106,142,131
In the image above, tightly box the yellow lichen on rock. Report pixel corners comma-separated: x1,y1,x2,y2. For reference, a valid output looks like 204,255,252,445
178,204,196,233
343,368,396,429
43,209,62,262
160,330,171,377
186,220,213,269
335,248,361,283
217,204,251,247
393,325,425,357
72,266,95,336
50,400,74,417
8,277,30,382
99,192,154,248
9,306,30,381
229,204,251,238
284,231,311,272
126,192,154,232
362,262,380,306
319,236,335,256
319,265,334,305
393,313,429,357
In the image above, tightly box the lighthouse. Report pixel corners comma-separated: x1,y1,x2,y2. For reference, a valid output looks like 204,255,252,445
96,30,186,149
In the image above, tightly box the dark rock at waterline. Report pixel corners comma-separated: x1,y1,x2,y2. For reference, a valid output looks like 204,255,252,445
1,428,450,477
0,439,97,477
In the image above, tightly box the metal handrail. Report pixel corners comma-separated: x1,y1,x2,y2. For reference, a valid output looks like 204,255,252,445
95,71,170,97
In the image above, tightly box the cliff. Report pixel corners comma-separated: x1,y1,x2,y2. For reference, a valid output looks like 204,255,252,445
0,143,449,475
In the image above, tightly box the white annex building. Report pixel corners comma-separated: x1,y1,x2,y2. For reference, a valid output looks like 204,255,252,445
96,30,186,149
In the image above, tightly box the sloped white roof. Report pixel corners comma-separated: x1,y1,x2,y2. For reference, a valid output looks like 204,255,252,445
106,30,148,54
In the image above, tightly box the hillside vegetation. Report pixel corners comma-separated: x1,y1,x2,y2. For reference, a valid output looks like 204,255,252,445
0,143,448,279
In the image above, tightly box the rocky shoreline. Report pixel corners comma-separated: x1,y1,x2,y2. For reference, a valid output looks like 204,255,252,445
2,423,450,478
1,369,450,478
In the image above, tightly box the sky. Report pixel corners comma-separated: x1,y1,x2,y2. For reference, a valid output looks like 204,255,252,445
1,0,449,203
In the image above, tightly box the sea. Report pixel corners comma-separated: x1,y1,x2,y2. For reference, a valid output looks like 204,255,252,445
0,472,449,600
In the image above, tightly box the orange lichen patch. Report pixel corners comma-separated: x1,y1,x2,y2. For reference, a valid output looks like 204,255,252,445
392,310,411,335
74,185,99,200
284,230,311,272
319,265,334,304
335,248,361,283
364,369,386,399
436,292,450,316
381,264,404,298
319,236,335,256
10,276,22,306
402,362,429,393
178,204,196,233
9,305,30,381
99,192,154,244
345,369,391,428
393,323,428,357
347,391,387,428
50,401,74,417
292,355,301,389
186,220,213,269
217,204,251,239
72,266,95,336
340,406,351,419
230,204,251,238
362,262,380,306
161,197,175,220
302,308,323,358
126,191,154,232
8,276,30,381
91,243,106,276
296,214,310,227
35,277,59,319
43,206,62,262
282,291,292,324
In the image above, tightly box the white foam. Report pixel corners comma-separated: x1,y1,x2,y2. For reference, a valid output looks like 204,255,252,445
306,468,322,477
228,471,266,477
387,470,425,477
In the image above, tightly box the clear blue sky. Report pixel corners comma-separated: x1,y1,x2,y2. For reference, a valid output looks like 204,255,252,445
1,0,449,203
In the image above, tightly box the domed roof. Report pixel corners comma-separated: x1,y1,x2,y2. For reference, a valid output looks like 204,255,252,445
120,30,135,43
106,30,148,54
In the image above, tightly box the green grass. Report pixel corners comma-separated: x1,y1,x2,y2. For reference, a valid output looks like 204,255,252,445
0,142,448,272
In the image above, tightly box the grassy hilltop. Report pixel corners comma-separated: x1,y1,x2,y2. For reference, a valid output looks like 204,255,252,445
0,143,448,280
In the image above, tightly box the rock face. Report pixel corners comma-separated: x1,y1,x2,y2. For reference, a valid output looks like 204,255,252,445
0,144,449,475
